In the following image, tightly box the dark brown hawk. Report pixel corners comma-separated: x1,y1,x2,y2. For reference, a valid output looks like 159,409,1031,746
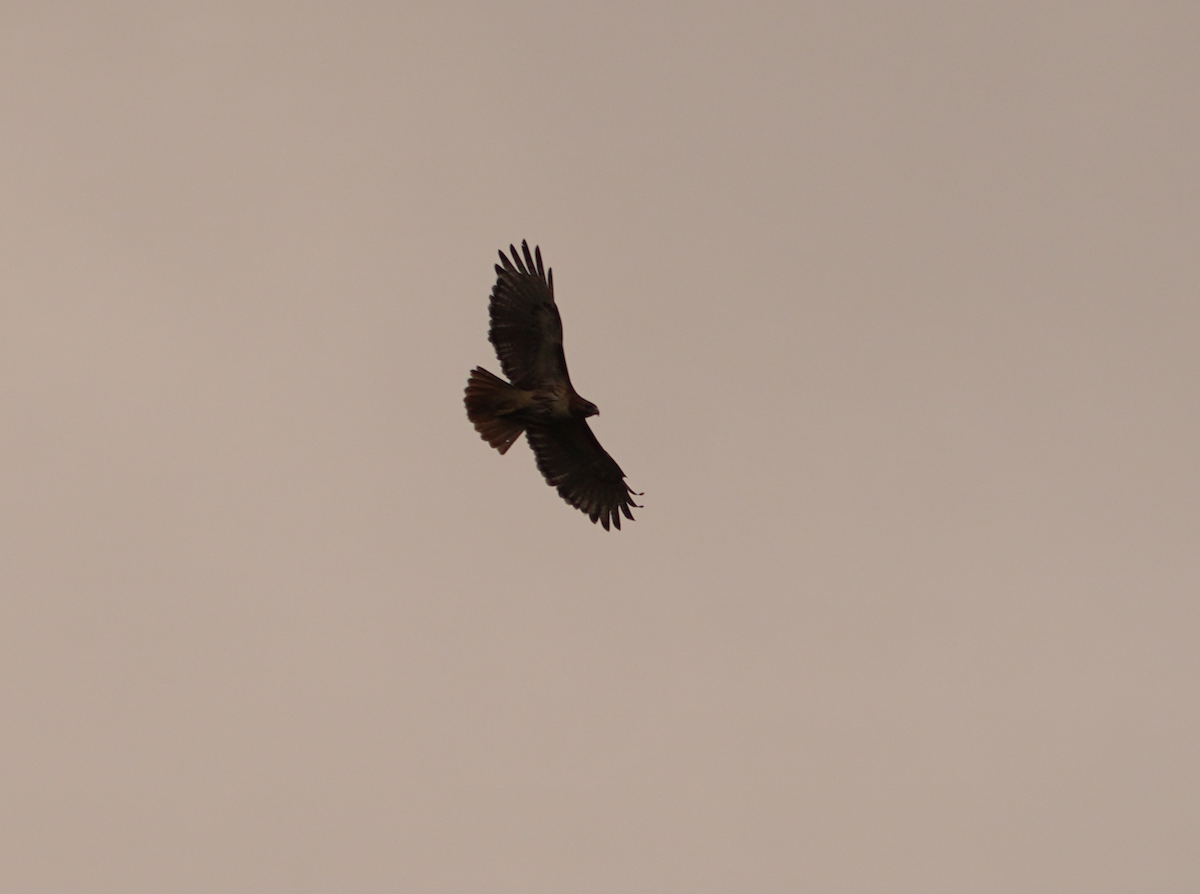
464,241,641,530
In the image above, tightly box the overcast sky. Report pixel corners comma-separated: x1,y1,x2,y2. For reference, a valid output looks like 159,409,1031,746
2,2,1198,892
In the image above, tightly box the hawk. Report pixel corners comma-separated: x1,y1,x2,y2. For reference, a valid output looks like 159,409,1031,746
464,241,641,530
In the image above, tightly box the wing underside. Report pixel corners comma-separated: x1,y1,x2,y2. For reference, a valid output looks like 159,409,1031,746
525,419,640,530
488,241,570,391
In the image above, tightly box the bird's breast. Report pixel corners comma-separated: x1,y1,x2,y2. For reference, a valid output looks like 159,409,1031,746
536,383,573,419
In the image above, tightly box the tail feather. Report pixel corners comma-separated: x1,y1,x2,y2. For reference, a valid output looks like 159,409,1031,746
464,367,527,454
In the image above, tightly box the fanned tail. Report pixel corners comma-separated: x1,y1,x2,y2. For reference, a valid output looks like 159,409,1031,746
464,367,527,454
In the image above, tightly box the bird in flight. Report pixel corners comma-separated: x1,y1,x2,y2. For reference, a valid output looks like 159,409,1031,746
464,241,641,530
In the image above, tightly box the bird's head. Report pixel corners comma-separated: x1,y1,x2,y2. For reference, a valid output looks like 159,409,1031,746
570,394,600,418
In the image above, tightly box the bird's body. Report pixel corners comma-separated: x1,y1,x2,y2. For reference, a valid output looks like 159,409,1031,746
464,241,640,530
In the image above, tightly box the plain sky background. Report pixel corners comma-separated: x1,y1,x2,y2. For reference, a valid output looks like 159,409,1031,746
2,2,1197,891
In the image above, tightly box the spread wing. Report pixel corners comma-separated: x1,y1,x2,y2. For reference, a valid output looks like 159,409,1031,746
525,420,641,531
488,241,570,390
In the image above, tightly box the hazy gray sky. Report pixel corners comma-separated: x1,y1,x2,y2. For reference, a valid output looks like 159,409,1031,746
2,2,1197,891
